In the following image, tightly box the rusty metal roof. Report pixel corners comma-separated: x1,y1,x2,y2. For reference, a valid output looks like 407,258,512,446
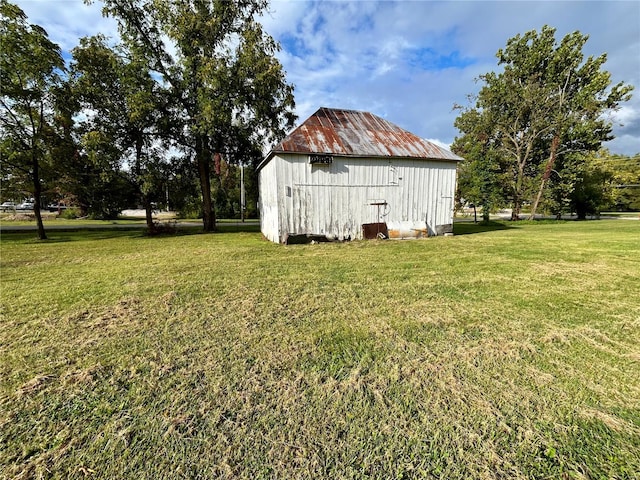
264,107,463,164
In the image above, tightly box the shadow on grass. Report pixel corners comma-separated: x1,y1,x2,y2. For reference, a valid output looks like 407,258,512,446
453,220,516,236
0,222,262,244
215,223,261,234
138,224,260,240
0,229,147,244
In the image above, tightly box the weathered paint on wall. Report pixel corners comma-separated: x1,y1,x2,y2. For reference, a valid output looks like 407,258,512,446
258,158,280,243
259,153,457,243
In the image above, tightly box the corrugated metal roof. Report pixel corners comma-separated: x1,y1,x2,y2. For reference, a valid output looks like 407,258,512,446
264,107,463,164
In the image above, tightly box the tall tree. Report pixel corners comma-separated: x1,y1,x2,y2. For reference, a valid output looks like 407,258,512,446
70,35,167,230
454,26,633,220
92,0,296,231
0,0,65,239
452,106,507,222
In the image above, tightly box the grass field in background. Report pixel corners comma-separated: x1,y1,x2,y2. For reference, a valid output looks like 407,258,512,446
1,220,639,479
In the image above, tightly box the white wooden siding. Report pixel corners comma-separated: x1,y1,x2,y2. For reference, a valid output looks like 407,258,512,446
258,159,280,243
259,153,457,243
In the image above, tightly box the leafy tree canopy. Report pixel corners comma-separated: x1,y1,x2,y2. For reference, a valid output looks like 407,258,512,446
453,25,633,220
1,0,65,238
70,35,169,226
90,0,296,231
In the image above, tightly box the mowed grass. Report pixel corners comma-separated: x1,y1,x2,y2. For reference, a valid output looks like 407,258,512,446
1,221,639,479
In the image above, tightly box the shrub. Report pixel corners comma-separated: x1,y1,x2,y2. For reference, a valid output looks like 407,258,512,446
59,207,82,219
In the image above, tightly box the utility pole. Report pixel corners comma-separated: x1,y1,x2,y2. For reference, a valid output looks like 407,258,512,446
240,163,246,222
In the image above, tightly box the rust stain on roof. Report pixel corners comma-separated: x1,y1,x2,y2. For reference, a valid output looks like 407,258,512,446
268,107,463,162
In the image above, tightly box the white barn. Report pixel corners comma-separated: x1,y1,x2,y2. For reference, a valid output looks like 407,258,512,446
258,107,463,244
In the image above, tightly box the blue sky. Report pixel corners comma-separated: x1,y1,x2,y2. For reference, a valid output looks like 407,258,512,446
14,0,640,155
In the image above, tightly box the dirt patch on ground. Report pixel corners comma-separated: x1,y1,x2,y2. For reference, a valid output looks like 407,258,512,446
120,209,177,219
1,212,57,221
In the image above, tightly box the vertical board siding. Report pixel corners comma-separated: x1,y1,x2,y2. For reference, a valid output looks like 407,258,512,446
258,159,280,243
260,154,457,243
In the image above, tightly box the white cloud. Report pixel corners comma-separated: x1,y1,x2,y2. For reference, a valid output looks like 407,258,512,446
609,104,638,129
11,0,640,155
266,0,640,154
425,138,451,151
15,0,119,50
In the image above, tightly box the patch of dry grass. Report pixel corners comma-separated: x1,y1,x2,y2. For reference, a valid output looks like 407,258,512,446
1,221,639,479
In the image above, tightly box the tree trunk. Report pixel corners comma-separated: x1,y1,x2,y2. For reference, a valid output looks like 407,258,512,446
576,203,587,220
32,151,47,240
511,163,526,221
143,194,155,232
482,206,490,223
196,135,216,232
511,198,521,221
134,135,155,232
529,135,560,220
240,163,245,222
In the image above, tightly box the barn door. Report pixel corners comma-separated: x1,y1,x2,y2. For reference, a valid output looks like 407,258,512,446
362,200,388,239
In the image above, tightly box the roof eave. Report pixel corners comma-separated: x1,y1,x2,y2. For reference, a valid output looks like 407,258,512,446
258,150,463,171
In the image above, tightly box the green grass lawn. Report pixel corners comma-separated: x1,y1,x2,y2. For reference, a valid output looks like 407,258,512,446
1,221,639,479
0,216,148,228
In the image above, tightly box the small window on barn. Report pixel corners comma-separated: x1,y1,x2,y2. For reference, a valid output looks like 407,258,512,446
389,165,399,185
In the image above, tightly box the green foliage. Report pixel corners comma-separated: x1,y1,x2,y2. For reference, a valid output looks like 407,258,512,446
70,35,168,227
163,155,200,218
452,109,507,221
94,0,296,231
211,159,258,219
596,153,640,211
59,129,134,219
544,151,640,218
454,25,634,220
3,1,294,225
568,154,612,219
0,0,66,238
59,207,82,219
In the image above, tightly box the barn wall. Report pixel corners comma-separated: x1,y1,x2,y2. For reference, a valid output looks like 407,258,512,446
258,158,280,243
261,153,457,243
